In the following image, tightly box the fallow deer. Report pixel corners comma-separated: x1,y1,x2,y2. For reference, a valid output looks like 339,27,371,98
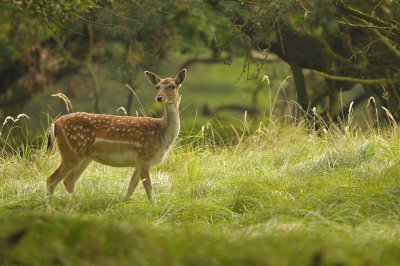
46,69,186,200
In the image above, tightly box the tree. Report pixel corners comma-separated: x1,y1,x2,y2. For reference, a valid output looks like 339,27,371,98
205,0,400,120
0,0,193,116
2,0,400,122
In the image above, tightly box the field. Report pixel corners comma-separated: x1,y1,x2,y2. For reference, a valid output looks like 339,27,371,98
2,114,400,265
2,1,400,265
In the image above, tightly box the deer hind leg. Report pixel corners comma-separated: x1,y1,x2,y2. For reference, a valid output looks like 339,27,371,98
141,167,153,201
46,161,74,197
63,159,92,194
125,168,141,199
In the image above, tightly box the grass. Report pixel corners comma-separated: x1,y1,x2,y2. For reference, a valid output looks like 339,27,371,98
2,113,400,265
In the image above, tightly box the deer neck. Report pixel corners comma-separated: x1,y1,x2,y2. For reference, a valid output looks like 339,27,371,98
161,101,180,146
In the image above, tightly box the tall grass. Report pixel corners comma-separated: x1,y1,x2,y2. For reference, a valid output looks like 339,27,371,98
2,95,400,265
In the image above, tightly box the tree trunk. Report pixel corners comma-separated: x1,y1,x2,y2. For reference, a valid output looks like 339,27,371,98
290,63,308,111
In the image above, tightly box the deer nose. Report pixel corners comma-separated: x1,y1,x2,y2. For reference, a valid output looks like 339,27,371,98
156,96,163,102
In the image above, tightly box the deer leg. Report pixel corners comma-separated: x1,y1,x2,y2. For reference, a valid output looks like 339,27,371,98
125,168,141,199
46,161,74,197
63,160,92,194
141,167,153,201
46,165,64,197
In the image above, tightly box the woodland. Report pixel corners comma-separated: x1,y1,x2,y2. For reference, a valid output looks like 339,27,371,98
0,1,399,123
1,1,400,265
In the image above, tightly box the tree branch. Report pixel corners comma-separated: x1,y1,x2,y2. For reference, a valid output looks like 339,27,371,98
98,6,140,22
371,27,400,59
228,0,273,8
336,2,400,34
313,70,399,84
178,55,232,70
337,20,394,31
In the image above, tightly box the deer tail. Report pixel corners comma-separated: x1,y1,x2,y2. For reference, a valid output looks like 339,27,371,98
47,123,56,156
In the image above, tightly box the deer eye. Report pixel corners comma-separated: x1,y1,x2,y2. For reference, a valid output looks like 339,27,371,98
171,85,176,89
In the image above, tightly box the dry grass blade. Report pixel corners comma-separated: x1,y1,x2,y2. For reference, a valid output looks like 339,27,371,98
2,116,14,127
231,125,240,143
270,75,291,117
366,96,379,131
0,113,30,155
116,107,128,115
124,84,146,116
366,97,375,108
347,101,354,126
51,93,74,113
382,106,397,128
206,122,216,151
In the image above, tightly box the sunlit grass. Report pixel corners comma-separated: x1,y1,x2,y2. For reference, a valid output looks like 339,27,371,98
2,102,400,265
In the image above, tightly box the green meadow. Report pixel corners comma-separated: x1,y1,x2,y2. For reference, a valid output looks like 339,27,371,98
2,113,400,265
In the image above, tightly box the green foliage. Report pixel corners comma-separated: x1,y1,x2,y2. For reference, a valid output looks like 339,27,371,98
17,0,99,27
174,3,231,55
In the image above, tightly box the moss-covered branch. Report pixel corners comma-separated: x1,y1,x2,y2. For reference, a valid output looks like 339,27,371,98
313,70,399,84
371,28,400,60
320,37,348,63
336,1,397,31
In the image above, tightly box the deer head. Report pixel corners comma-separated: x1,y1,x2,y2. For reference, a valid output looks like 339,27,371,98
144,69,186,104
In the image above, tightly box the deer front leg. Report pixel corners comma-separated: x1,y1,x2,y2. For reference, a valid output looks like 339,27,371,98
141,167,153,201
125,168,141,199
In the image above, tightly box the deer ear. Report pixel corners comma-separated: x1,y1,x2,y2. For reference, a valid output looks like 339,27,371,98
175,69,186,85
144,71,161,86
